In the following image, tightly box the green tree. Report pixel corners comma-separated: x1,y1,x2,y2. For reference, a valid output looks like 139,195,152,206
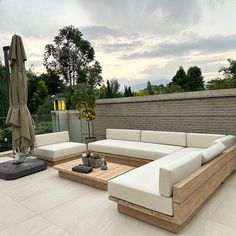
36,96,54,115
33,80,48,108
186,66,204,91
135,91,145,96
38,72,65,95
206,78,235,90
172,66,188,91
98,79,123,98
124,86,134,97
0,63,9,117
165,83,183,93
44,25,103,92
147,81,154,95
219,59,236,86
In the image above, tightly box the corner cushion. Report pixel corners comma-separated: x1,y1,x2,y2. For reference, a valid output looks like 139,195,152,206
202,142,227,164
187,133,225,148
159,152,202,197
212,135,235,149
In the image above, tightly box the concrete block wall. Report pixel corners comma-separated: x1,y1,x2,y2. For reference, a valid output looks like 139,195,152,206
94,89,236,139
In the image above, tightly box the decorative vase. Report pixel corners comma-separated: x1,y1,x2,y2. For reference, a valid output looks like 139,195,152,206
89,157,102,169
82,153,90,167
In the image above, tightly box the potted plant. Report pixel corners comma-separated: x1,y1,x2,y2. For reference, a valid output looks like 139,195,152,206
72,84,101,168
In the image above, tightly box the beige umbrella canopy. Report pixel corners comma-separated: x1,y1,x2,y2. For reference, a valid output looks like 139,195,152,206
6,34,35,157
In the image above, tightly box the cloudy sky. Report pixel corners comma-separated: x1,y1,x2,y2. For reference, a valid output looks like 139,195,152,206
0,0,236,90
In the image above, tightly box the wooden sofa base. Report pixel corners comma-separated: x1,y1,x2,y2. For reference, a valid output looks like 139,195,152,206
94,152,151,167
109,145,236,233
35,153,82,166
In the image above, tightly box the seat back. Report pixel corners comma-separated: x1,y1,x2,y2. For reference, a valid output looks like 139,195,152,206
35,131,69,147
141,130,187,146
106,129,141,142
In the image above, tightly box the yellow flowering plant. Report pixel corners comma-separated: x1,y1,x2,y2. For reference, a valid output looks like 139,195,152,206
72,84,97,139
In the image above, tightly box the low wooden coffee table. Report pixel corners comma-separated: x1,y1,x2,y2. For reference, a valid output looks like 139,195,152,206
54,159,135,190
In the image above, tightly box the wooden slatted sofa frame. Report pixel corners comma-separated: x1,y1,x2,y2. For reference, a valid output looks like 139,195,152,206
108,144,236,233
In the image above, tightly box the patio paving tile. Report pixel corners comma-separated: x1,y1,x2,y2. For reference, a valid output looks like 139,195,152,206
0,216,71,236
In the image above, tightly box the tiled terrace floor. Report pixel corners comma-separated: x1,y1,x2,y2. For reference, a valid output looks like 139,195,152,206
0,157,236,236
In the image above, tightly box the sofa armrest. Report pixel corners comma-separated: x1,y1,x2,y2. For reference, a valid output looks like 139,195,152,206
173,144,236,203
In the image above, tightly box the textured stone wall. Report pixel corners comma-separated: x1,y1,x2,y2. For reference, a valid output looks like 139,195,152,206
94,89,236,139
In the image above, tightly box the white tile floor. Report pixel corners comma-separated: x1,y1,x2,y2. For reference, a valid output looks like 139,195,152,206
0,157,236,236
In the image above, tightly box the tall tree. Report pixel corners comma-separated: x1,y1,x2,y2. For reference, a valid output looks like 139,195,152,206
186,66,204,91
219,59,236,86
172,66,188,91
38,72,65,95
124,85,134,97
0,63,8,117
33,80,49,107
43,25,103,92
147,81,154,95
98,79,122,98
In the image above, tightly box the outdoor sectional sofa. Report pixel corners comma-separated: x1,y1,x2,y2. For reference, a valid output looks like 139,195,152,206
34,131,86,166
89,129,236,233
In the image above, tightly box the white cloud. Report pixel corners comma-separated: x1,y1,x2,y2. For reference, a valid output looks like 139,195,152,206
0,0,235,89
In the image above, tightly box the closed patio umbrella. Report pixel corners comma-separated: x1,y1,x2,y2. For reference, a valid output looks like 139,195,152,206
6,34,35,162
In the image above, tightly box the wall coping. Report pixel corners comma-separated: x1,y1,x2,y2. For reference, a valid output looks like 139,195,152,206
96,88,236,104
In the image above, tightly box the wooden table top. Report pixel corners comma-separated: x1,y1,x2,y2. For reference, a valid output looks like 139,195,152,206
54,158,135,184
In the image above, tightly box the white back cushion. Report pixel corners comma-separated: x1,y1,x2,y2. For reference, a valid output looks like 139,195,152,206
159,152,202,197
35,131,69,147
187,133,225,148
106,129,141,142
141,130,186,146
202,142,227,164
212,135,235,149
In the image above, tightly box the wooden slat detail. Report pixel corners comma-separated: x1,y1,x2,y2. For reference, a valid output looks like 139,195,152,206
177,158,236,224
59,171,107,190
173,145,236,203
109,196,177,223
117,204,182,234
94,152,151,167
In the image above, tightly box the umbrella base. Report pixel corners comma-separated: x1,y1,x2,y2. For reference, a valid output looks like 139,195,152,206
0,158,47,180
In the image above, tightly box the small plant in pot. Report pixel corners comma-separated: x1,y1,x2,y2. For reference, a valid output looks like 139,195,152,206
72,84,101,168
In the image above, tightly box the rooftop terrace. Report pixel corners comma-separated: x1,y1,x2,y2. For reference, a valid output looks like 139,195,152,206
0,156,236,236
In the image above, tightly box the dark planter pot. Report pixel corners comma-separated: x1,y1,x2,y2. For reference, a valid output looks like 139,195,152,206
85,137,97,144
89,157,102,169
82,156,90,167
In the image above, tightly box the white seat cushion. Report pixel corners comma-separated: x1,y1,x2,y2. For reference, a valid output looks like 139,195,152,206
88,139,183,160
159,152,202,197
106,129,141,142
212,135,235,149
35,131,69,148
108,153,198,215
141,130,187,147
34,142,86,160
202,142,227,164
187,133,225,148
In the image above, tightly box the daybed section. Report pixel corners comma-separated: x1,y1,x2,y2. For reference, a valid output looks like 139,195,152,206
34,131,86,166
